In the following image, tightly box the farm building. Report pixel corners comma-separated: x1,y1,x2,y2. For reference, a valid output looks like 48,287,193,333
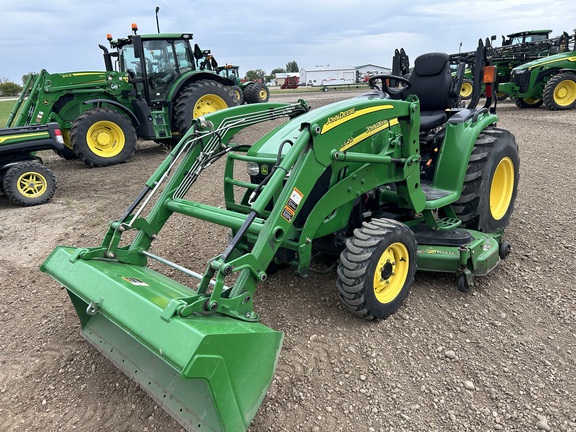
355,63,391,81
299,66,357,87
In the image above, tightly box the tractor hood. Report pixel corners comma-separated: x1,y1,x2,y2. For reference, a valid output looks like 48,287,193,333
246,91,399,159
512,50,576,72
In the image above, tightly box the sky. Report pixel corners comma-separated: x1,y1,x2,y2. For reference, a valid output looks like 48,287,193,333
1,0,575,83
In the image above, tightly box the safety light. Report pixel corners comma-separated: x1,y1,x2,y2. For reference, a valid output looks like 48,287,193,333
54,129,64,144
131,23,138,34
483,66,496,84
106,33,113,41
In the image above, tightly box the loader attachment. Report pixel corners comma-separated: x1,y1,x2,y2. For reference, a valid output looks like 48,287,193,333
41,246,283,432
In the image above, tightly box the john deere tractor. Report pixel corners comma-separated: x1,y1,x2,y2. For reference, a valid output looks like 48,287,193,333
216,65,271,104
41,39,519,431
498,30,576,110
451,29,574,102
6,24,238,167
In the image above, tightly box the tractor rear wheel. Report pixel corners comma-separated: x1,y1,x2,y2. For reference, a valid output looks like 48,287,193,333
453,127,519,232
243,83,270,103
460,78,474,100
514,97,543,108
3,161,57,206
174,80,237,135
337,219,417,320
543,72,576,110
70,108,136,167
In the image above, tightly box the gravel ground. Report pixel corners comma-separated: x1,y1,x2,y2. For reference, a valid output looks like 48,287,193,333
0,90,575,431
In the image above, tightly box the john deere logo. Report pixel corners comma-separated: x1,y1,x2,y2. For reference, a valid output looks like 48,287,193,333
260,165,269,175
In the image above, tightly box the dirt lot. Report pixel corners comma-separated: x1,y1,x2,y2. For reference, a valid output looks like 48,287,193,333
1,90,575,432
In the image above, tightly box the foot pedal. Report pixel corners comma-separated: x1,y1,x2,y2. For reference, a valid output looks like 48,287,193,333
436,217,461,230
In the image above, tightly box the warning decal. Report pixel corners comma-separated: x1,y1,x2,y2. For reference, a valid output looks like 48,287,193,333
281,188,304,222
122,276,149,286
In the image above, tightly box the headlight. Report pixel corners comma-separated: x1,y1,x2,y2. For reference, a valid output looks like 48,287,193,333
247,162,260,176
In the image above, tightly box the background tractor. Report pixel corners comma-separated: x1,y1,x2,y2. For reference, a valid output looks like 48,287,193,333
450,29,574,101
41,38,520,431
5,24,238,167
216,64,271,104
498,30,576,109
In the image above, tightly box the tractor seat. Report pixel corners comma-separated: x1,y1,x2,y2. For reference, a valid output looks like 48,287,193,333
403,52,454,131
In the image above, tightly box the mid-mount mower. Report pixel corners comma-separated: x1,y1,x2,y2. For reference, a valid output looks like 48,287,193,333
41,38,519,431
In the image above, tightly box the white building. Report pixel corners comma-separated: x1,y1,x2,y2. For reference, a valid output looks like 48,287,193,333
355,64,392,82
299,66,357,87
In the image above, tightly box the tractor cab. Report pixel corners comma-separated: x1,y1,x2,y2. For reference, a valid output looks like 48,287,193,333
109,28,196,103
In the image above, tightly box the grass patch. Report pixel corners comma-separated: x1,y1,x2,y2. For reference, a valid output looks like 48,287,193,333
0,99,17,126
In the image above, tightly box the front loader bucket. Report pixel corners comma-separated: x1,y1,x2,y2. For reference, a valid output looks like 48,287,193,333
41,246,283,432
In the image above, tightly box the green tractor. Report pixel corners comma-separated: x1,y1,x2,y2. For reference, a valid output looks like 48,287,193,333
41,39,519,431
6,24,238,167
498,32,576,109
453,29,573,101
216,64,271,104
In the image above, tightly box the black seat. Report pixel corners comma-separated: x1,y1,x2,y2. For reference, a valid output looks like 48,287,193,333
403,52,455,131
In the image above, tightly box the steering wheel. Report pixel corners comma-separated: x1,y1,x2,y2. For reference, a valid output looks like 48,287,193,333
368,74,411,95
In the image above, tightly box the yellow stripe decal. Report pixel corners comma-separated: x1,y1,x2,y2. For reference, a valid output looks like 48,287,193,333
321,105,394,134
0,132,48,144
339,118,399,152
529,55,576,70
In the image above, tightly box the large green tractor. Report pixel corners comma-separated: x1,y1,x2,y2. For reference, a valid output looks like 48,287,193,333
453,29,573,101
6,24,238,167
498,39,576,110
216,64,271,104
41,39,519,431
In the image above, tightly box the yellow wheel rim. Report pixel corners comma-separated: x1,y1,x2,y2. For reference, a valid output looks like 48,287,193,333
86,121,125,157
490,156,514,220
62,129,73,149
17,171,48,198
461,82,473,98
234,89,242,100
553,79,576,107
373,242,410,304
523,97,541,105
258,88,268,100
193,94,228,117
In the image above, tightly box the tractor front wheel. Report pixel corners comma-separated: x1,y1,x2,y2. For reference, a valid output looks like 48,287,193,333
514,97,543,109
3,161,57,206
543,72,576,110
174,80,237,135
337,219,417,320
70,108,136,167
454,127,519,232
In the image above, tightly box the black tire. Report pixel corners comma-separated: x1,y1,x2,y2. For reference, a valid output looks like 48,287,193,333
543,72,576,110
496,91,509,101
337,219,417,320
460,78,474,100
53,129,77,160
514,97,543,108
3,162,57,206
453,127,520,232
70,108,136,168
174,80,237,135
243,83,258,103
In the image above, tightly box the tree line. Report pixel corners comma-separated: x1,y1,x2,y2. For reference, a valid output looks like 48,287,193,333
244,60,299,83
